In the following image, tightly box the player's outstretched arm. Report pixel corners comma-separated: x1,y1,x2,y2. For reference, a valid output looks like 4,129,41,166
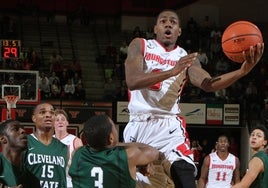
189,43,264,92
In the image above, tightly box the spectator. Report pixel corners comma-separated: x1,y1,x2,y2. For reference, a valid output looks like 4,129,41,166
39,77,50,99
29,49,41,71
64,78,75,99
38,71,49,85
210,26,222,60
49,71,60,86
197,48,209,70
50,51,64,77
215,88,228,103
50,78,61,99
191,140,202,166
59,69,70,88
215,55,229,74
74,82,86,100
73,72,82,87
67,57,82,78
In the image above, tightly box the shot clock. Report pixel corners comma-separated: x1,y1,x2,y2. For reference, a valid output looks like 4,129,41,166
0,39,21,58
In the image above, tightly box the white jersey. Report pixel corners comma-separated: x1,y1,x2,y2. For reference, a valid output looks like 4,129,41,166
206,152,236,188
54,134,78,188
128,39,188,116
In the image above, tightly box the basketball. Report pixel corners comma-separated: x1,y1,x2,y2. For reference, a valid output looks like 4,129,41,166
221,21,263,63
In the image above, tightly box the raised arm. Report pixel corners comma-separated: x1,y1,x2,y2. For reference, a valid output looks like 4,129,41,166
125,38,197,90
189,43,264,92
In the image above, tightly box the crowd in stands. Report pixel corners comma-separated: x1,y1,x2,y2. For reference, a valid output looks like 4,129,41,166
38,68,85,100
38,54,85,101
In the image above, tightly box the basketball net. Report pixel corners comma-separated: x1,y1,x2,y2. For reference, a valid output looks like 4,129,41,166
3,95,19,120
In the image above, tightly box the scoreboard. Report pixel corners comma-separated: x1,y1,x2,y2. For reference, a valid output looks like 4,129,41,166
0,39,21,58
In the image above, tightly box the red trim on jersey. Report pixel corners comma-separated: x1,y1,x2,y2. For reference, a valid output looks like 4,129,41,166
128,89,131,101
141,38,145,56
176,115,193,156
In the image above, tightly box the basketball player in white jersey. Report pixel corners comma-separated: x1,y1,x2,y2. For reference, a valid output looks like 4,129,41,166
123,9,263,188
54,109,83,188
198,135,240,188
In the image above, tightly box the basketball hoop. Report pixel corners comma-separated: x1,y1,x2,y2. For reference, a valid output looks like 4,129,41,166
3,95,19,109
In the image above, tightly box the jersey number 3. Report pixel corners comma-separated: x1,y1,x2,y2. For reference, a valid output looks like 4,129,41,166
91,167,103,188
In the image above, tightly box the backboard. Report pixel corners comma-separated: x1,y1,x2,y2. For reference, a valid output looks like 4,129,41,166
0,69,39,105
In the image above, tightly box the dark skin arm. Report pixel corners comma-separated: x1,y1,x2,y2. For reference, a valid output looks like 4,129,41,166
232,157,264,188
197,155,210,188
125,37,198,90
189,43,264,92
118,142,160,180
232,157,241,184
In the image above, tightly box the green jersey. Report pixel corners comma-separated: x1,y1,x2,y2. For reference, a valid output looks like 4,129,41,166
0,152,40,188
250,150,268,188
69,146,136,188
25,134,68,188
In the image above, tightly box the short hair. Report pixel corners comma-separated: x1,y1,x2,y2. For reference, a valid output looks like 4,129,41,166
251,125,268,140
217,134,230,143
32,102,54,114
83,114,112,149
0,119,16,135
156,9,180,25
55,108,69,121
